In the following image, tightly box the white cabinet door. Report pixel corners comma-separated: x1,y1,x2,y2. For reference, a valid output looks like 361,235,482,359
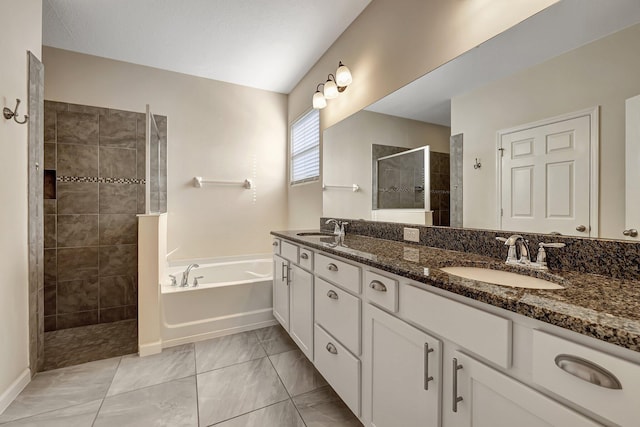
367,305,441,427
289,264,313,360
448,351,601,427
273,255,290,331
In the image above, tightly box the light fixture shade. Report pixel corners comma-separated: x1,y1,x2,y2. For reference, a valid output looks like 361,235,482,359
324,79,339,99
336,63,353,87
313,91,327,109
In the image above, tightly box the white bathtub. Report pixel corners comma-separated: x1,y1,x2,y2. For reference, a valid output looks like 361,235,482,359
160,258,276,347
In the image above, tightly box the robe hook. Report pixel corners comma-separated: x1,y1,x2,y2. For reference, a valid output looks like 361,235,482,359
3,98,29,124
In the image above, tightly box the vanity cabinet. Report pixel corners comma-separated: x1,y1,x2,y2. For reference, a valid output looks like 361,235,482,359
273,236,639,427
272,243,314,359
449,351,600,427
364,304,441,427
289,264,313,359
272,254,290,330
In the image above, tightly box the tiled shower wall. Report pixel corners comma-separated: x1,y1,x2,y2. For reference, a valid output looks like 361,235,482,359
42,101,165,331
429,151,450,226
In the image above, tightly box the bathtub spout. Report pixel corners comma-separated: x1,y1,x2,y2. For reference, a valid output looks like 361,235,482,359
181,263,200,287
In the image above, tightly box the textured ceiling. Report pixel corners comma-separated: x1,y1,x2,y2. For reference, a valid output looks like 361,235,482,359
43,0,371,94
366,0,640,126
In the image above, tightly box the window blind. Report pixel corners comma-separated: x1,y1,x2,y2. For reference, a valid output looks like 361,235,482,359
291,109,320,184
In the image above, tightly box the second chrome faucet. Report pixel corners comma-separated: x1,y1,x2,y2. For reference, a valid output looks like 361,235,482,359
497,235,565,270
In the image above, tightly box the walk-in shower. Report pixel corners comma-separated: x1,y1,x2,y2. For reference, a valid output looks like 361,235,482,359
34,101,167,370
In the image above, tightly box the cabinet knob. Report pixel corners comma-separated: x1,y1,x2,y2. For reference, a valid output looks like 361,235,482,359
300,253,309,260
623,229,638,237
554,354,622,389
575,225,587,232
369,280,387,292
327,263,339,272
326,290,339,300
326,342,338,355
272,241,279,246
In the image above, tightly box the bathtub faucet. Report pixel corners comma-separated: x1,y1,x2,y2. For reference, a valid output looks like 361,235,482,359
181,263,200,287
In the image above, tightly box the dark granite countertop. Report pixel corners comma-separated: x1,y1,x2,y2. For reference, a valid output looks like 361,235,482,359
271,230,640,353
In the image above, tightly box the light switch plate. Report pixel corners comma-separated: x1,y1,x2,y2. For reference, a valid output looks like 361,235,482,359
403,227,420,242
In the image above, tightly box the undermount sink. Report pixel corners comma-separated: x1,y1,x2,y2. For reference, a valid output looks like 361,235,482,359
296,232,336,237
440,266,564,290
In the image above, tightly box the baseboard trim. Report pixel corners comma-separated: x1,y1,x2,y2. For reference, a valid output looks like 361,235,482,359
0,368,30,415
162,319,278,349
138,340,162,357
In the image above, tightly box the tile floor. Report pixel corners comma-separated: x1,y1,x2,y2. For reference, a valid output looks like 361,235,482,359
0,325,363,427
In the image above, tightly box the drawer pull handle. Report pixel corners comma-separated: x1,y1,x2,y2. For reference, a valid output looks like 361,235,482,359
327,290,339,300
272,241,279,247
554,354,622,390
281,263,289,284
326,342,338,355
369,280,387,292
327,263,339,272
300,253,309,260
452,358,463,413
424,343,434,390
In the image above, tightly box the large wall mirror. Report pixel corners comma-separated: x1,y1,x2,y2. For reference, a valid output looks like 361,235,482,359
322,0,640,240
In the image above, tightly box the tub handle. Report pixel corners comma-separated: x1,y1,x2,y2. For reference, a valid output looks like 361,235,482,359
327,290,339,300
300,253,309,260
192,276,204,287
327,263,339,272
169,274,177,286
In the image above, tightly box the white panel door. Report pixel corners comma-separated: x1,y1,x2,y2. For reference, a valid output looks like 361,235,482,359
449,351,601,427
367,305,441,427
289,264,314,360
272,255,290,331
625,95,640,240
500,112,594,236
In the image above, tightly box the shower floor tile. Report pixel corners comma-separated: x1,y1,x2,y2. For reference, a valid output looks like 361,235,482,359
43,319,137,371
1,325,362,427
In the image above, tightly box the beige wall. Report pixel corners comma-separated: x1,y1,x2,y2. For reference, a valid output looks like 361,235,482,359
0,0,41,404
286,0,559,228
323,110,450,219
43,47,288,261
451,23,640,238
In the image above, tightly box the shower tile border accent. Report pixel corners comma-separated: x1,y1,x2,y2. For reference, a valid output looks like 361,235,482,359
57,176,145,185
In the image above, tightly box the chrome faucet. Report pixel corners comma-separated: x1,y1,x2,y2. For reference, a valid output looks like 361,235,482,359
181,263,200,287
496,235,565,270
325,219,348,237
497,235,530,265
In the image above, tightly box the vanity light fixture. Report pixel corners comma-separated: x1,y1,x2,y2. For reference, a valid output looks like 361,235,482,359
312,61,353,109
313,83,327,109
324,75,339,99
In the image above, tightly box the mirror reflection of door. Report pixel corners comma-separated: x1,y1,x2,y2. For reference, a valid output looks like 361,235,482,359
498,108,598,237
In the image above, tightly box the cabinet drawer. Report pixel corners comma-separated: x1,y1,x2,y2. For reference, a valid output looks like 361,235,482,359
299,248,314,271
315,253,361,294
272,238,281,255
400,283,512,368
532,329,640,426
364,270,398,313
314,324,360,416
315,278,361,355
280,240,299,263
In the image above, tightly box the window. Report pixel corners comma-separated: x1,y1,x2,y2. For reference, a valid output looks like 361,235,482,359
290,109,320,185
